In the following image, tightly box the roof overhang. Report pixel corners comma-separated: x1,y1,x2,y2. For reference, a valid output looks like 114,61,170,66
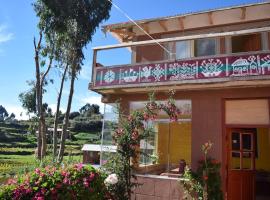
103,2,270,42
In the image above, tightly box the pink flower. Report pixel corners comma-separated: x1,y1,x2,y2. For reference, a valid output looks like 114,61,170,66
61,170,68,177
7,178,17,185
63,177,70,184
25,188,32,194
41,188,46,194
35,168,41,174
128,115,133,121
143,112,149,120
83,179,89,187
75,163,83,171
45,166,50,172
115,128,124,137
89,172,95,181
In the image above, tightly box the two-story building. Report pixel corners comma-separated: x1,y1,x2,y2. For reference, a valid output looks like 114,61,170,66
90,2,270,200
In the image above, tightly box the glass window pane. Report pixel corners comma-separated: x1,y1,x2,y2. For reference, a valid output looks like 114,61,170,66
195,38,216,57
232,132,240,150
231,151,241,169
140,121,157,165
100,104,118,166
242,134,252,151
175,41,191,60
242,152,253,170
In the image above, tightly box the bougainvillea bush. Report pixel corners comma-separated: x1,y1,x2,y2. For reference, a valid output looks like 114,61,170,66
0,164,109,200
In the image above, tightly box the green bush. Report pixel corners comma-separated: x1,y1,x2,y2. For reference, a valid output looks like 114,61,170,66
0,164,109,200
70,121,102,133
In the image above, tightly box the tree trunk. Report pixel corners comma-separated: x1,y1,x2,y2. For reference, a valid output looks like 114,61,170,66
36,122,42,159
53,64,68,160
34,34,42,160
40,104,47,158
57,64,76,163
34,32,54,159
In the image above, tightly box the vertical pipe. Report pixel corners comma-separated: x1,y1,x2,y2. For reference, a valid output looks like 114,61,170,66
92,50,97,87
100,103,106,166
167,122,171,172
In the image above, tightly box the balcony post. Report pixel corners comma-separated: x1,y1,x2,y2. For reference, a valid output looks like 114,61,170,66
92,49,97,87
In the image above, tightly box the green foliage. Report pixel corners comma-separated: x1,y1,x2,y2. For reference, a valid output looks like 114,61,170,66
70,120,102,133
181,167,204,200
0,164,108,200
18,86,37,115
180,142,223,200
69,111,80,120
197,158,223,200
180,158,223,200
79,104,100,117
34,0,112,61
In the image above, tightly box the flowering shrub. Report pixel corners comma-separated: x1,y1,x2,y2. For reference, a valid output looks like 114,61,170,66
0,164,109,200
103,91,181,200
197,157,223,200
180,142,223,200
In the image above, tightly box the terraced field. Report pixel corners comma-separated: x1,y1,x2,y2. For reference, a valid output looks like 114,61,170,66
0,122,100,184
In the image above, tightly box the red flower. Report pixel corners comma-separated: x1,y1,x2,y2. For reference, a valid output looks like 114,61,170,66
131,130,139,140
211,159,219,165
56,183,62,189
89,172,95,181
203,176,208,181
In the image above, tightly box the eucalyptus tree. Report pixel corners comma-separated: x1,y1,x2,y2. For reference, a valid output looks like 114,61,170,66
33,32,55,159
34,0,112,162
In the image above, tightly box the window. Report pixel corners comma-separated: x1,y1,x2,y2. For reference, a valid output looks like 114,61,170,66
129,100,192,176
165,40,192,60
231,33,261,53
175,41,192,60
195,38,216,57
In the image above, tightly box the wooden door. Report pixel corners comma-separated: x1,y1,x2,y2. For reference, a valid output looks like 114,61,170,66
227,129,256,200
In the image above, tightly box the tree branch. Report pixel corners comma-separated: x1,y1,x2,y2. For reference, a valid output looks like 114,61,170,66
41,46,54,86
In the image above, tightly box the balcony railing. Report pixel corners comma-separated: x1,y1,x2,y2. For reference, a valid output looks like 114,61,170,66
91,51,270,90
90,27,270,91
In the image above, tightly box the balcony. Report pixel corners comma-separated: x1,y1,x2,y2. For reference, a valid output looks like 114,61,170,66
90,27,270,94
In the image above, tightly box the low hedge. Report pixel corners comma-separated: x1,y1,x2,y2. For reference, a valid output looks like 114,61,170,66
0,164,110,200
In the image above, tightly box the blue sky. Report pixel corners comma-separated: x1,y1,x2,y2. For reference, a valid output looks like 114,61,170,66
0,0,262,119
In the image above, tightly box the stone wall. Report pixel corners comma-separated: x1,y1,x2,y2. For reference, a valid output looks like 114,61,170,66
132,175,191,200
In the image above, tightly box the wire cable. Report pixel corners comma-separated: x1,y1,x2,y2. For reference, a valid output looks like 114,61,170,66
107,0,173,57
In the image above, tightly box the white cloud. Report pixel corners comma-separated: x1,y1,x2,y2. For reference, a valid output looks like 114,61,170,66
0,24,14,44
48,104,65,114
4,104,30,120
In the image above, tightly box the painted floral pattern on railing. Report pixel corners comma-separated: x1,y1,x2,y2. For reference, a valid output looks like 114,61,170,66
94,52,270,87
